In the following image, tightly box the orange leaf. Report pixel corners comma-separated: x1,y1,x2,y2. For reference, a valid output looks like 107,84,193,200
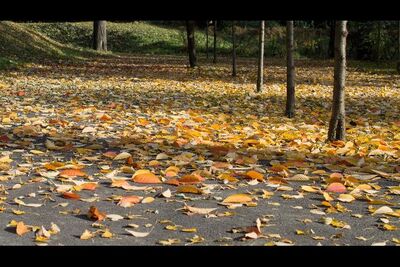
62,192,81,200
80,183,97,191
16,221,29,236
110,179,130,188
132,172,161,184
165,178,180,186
245,170,264,181
330,173,344,179
212,162,232,169
326,182,347,193
269,164,289,173
118,196,142,208
222,194,253,203
100,114,112,121
267,176,289,185
17,91,25,97
103,151,118,159
59,169,86,177
179,174,203,184
44,161,65,171
87,206,106,221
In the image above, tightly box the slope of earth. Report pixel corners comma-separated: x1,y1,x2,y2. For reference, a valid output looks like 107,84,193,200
0,55,400,246
0,21,106,70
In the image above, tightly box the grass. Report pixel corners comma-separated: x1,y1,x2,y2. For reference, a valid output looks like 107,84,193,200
1,21,398,73
0,21,107,70
26,21,332,58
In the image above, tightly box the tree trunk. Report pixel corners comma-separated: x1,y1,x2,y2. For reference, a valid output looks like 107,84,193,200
328,21,347,141
285,21,295,118
256,20,265,93
377,21,381,62
186,20,197,68
93,21,107,51
328,20,335,58
398,20,400,61
206,21,209,59
213,21,217,63
232,21,237,77
397,21,400,73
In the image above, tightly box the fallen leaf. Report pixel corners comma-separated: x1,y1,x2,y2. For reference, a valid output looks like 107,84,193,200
222,194,252,203
87,206,106,221
125,229,150,237
326,182,347,193
80,230,95,240
16,221,29,236
337,194,355,203
118,196,142,208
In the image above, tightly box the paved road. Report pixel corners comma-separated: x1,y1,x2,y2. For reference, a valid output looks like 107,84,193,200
1,162,399,246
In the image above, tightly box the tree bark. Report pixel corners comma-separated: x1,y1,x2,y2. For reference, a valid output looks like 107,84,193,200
206,21,209,59
398,20,400,61
93,21,107,51
377,21,381,62
328,20,335,58
232,21,237,77
186,20,197,68
256,20,265,93
213,20,217,63
397,21,400,73
328,21,347,141
285,21,295,118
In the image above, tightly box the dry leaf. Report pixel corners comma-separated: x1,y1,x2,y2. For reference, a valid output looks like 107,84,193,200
222,193,253,203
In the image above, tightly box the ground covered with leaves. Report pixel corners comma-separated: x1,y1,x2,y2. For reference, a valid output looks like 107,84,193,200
0,55,400,246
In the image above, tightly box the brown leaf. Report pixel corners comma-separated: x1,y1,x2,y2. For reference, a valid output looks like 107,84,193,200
177,185,203,194
87,206,106,221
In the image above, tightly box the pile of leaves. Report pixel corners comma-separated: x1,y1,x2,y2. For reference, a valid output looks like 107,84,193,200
0,54,399,245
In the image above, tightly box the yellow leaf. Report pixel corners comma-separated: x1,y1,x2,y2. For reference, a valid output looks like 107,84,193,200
295,230,305,235
12,209,25,215
301,185,319,193
181,228,197,233
165,225,179,231
141,197,155,203
381,224,397,231
323,192,334,201
337,194,355,203
222,194,253,203
177,185,203,194
80,230,95,240
101,229,113,238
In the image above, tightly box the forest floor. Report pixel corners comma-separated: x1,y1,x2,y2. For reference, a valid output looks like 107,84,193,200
0,54,400,246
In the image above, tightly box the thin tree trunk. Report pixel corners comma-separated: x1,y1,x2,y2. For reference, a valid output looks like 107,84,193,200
398,20,400,61
328,20,335,58
285,21,295,118
377,21,381,62
206,21,209,59
232,21,237,77
213,21,217,64
256,20,265,93
186,20,197,68
328,21,347,141
93,21,107,51
397,21,400,73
